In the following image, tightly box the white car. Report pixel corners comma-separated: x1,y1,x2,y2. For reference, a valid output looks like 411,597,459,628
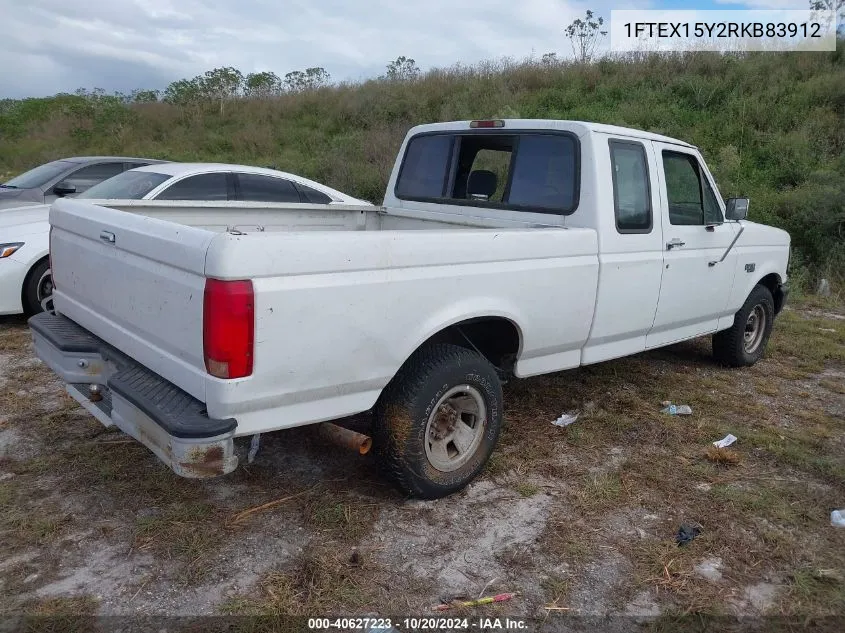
31,119,789,498
0,164,371,315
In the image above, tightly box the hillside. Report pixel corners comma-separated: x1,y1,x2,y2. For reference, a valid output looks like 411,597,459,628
1,46,843,286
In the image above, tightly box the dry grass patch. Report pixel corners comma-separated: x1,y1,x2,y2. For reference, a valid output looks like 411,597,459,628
222,544,399,616
0,321,30,352
134,502,224,583
704,446,741,465
302,492,380,542
12,596,100,633
0,477,74,550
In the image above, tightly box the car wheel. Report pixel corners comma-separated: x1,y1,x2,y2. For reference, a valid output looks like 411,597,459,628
22,259,51,316
712,284,775,367
374,343,503,499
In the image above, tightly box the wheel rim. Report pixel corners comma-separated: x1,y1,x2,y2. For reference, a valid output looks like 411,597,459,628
37,269,54,313
744,304,766,354
424,385,487,473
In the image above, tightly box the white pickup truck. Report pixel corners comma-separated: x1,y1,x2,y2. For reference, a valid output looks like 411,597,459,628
30,119,790,498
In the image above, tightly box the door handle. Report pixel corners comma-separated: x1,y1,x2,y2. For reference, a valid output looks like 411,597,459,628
666,238,685,250
99,231,115,244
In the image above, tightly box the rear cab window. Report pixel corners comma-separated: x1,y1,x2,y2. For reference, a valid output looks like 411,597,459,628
395,129,579,214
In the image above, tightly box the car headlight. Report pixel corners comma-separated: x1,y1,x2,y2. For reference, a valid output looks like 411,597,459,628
0,242,24,258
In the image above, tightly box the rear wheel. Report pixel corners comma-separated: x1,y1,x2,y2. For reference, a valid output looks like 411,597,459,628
713,284,774,367
22,259,51,316
374,343,503,499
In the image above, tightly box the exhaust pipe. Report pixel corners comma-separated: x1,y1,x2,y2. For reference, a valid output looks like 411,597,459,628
319,422,372,455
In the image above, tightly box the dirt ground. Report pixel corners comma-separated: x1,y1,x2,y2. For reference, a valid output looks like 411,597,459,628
1,299,843,630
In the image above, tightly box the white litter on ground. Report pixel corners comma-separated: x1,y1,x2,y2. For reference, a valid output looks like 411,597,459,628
713,434,738,448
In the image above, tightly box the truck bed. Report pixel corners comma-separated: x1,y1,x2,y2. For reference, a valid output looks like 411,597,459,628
87,198,568,232
48,197,599,436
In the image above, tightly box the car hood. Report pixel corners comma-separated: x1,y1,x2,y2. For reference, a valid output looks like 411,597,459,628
0,204,50,234
740,220,790,247
0,188,41,209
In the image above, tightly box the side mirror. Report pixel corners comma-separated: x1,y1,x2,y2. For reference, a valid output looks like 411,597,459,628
53,181,77,196
725,197,749,221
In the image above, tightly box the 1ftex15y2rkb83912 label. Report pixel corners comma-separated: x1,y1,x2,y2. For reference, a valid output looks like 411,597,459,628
610,9,838,52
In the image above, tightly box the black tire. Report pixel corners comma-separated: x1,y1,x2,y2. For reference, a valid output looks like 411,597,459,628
713,284,775,367
374,343,503,499
22,259,50,316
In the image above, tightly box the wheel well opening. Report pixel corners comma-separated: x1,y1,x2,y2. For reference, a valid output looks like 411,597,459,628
758,273,784,313
425,317,521,373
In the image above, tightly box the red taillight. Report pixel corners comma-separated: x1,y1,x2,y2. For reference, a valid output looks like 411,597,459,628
203,279,254,379
470,119,505,128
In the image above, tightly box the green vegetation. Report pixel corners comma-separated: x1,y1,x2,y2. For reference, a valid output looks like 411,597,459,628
1,45,843,285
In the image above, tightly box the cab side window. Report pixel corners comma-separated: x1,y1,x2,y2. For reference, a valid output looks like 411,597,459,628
662,151,723,225
609,140,651,233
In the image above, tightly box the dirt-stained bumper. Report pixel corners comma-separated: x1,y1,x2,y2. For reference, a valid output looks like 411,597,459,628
29,312,238,478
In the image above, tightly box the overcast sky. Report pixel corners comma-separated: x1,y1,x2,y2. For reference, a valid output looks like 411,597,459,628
0,0,816,99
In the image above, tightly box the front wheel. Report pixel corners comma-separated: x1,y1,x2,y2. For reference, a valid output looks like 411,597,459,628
712,284,775,367
374,344,503,499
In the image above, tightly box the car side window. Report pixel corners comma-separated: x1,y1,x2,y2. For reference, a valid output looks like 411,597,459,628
663,151,713,226
155,173,229,201
237,174,301,203
63,162,125,193
609,140,651,233
295,183,333,204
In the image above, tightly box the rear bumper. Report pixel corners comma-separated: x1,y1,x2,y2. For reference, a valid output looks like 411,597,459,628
29,312,238,478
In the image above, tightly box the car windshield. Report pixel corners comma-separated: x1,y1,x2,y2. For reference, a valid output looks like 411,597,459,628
78,171,171,200
3,160,76,189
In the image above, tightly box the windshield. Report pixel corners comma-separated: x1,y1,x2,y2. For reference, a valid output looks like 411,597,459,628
4,160,76,189
78,171,171,200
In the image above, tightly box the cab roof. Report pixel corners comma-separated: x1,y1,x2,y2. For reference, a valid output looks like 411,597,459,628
406,120,696,149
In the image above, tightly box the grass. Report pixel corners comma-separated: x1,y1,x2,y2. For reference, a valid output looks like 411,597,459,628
704,446,741,465
2,45,845,285
514,481,541,497
133,502,223,583
221,544,397,617
1,299,843,618
527,301,845,616
302,494,381,542
12,596,100,633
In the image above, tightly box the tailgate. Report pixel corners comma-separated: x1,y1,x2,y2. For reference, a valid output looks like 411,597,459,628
49,198,215,401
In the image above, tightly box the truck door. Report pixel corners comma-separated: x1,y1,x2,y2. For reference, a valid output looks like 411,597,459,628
581,137,664,364
647,143,739,348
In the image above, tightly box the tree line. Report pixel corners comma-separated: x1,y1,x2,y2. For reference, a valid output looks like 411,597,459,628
114,56,423,114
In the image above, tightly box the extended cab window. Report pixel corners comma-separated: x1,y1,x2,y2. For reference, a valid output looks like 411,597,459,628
396,131,578,214
609,140,651,233
662,151,723,225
